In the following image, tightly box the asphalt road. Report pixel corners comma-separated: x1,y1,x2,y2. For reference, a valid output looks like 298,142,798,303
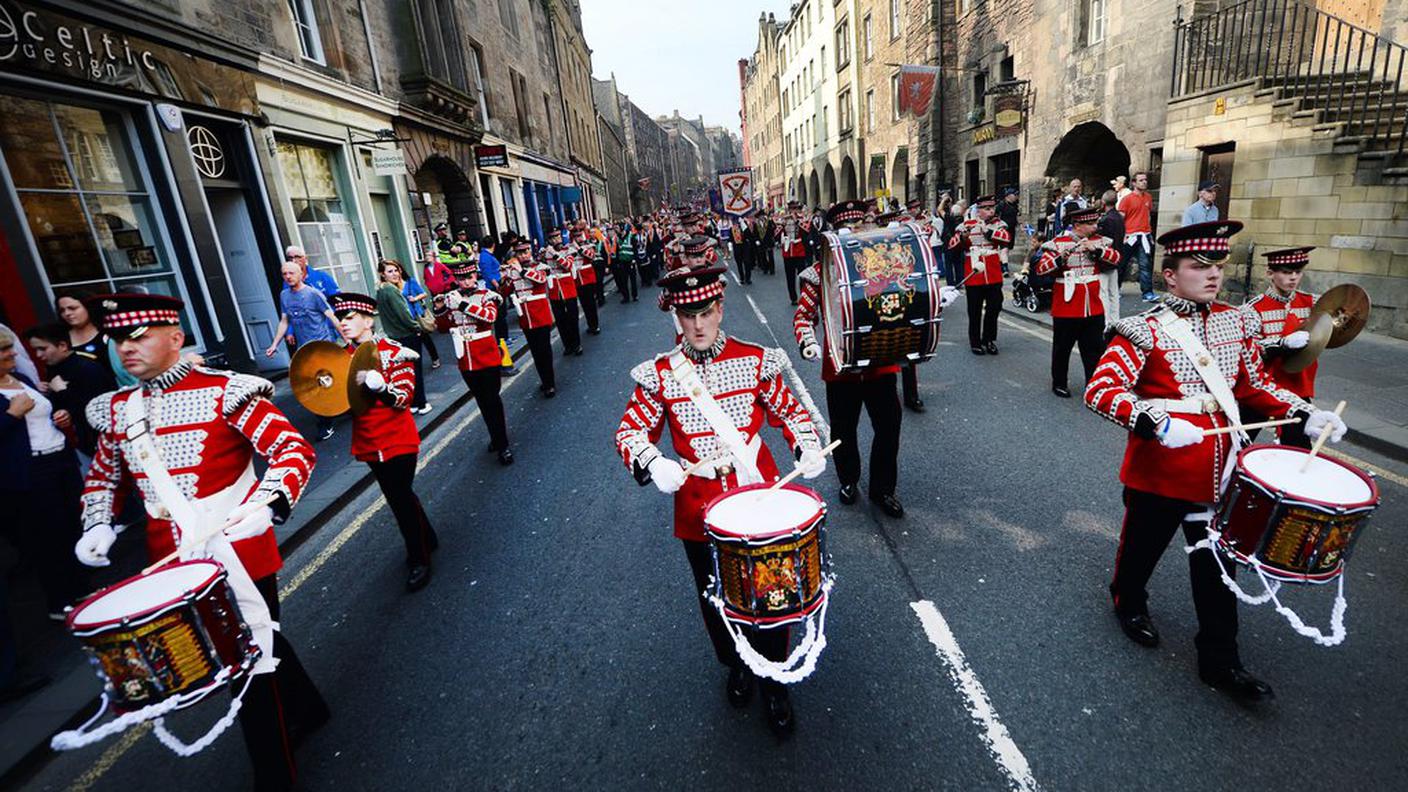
19,254,1408,791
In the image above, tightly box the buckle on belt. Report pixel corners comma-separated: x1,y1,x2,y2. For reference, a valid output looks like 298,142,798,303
126,417,149,441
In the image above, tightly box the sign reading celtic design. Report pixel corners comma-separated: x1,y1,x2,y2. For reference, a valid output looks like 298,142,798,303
187,125,225,179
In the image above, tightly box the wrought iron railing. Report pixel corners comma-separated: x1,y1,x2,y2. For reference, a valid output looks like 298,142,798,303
1171,0,1408,153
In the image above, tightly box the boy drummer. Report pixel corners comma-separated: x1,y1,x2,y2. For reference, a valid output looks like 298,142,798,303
615,260,825,737
1240,247,1319,448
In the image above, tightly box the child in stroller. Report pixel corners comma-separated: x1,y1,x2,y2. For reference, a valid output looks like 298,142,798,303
1011,233,1055,312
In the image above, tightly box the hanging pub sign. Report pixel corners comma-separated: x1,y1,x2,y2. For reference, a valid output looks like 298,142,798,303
994,95,1024,137
474,144,508,168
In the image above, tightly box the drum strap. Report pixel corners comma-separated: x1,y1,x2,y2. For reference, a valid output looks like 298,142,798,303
667,352,764,484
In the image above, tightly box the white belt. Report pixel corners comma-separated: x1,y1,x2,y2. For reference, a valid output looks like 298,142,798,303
1062,270,1101,301
1147,397,1222,415
687,436,762,480
518,293,548,302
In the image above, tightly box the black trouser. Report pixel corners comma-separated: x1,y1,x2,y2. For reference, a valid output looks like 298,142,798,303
783,256,806,303
577,284,600,332
240,575,329,792
550,299,581,353
461,368,510,451
1111,488,1241,672
966,283,1004,346
682,539,788,698
392,333,429,409
493,308,510,344
735,244,753,283
592,261,608,304
1051,315,1105,389
523,325,556,389
366,452,438,565
825,374,902,497
1242,407,1313,449
5,448,88,612
902,363,920,404
614,261,638,301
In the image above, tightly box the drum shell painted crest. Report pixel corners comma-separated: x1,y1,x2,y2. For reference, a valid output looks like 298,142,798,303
703,484,829,628
819,223,943,372
1215,445,1380,584
65,561,260,713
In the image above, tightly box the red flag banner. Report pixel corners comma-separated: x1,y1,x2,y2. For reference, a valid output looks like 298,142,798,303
897,65,940,118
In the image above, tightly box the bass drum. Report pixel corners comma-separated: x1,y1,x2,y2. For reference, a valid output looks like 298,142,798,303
819,223,943,373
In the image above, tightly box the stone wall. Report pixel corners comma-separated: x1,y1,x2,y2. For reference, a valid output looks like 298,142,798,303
1161,82,1408,338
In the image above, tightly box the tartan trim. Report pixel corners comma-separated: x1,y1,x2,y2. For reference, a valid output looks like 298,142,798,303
102,309,180,329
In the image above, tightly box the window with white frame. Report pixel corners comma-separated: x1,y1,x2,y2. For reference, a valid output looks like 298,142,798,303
288,0,325,63
866,89,875,131
835,20,849,68
467,42,490,129
1084,0,1107,45
863,14,873,60
891,73,901,120
889,0,901,40
838,89,852,131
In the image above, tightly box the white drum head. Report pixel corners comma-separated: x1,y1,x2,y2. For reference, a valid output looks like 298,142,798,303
71,561,222,628
707,488,820,538
1242,447,1373,505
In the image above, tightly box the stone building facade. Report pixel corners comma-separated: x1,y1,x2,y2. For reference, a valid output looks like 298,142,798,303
741,13,786,207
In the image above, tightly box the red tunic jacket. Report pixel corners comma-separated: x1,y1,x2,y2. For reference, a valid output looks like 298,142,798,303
615,336,822,541
947,218,1012,287
1084,297,1311,503
571,245,598,286
508,264,556,331
436,286,502,372
793,264,900,382
548,256,579,302
1034,232,1122,318
349,337,421,462
82,363,314,581
1240,289,1317,399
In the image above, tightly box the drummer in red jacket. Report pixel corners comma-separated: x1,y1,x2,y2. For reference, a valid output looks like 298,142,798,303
1239,246,1319,448
1084,222,1347,701
615,259,825,737
330,292,439,591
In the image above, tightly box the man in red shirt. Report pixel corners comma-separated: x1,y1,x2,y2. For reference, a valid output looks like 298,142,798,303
1116,172,1156,301
330,292,439,591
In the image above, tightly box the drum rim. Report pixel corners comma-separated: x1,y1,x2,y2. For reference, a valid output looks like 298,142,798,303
1235,443,1380,510
703,482,826,542
722,591,828,628
1214,539,1345,584
66,559,226,633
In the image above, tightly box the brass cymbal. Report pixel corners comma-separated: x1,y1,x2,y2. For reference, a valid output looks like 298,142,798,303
346,340,382,416
1283,312,1332,374
289,341,351,417
1311,283,1371,349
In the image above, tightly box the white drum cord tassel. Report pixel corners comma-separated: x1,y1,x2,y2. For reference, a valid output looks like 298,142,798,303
706,574,835,684
51,665,241,752
152,674,254,756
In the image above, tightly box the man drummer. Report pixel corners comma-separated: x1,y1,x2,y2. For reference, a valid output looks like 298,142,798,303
1034,205,1122,398
1240,247,1318,448
435,260,514,465
73,293,328,790
615,260,825,737
947,195,1012,355
329,293,439,591
1084,222,1348,700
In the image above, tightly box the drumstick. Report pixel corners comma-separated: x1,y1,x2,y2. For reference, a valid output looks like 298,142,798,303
1300,400,1347,473
1201,418,1300,437
682,450,726,477
767,439,843,492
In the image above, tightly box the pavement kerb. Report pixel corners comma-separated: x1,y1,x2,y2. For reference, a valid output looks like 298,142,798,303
997,295,1408,464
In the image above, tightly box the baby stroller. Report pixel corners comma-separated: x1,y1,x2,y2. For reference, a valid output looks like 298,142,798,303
1011,266,1054,313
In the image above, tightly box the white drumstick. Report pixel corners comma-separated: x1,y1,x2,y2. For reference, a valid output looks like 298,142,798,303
1201,418,1300,437
1300,400,1347,473
767,439,844,492
682,450,726,477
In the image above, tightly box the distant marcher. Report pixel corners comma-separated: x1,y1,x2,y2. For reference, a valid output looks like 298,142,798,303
1182,180,1220,226
377,260,432,415
267,260,343,440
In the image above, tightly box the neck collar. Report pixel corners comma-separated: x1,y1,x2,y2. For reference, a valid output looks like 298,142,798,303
144,359,192,391
1161,293,1207,315
681,331,727,363
1266,287,1295,304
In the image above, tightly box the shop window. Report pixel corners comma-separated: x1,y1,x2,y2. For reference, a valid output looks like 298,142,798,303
288,0,325,64
0,92,195,336
499,177,520,234
989,151,1019,194
276,139,370,295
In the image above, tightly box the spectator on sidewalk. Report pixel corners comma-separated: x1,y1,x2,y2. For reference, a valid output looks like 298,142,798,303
22,323,115,457
422,250,455,296
0,323,38,385
1095,190,1127,330
1182,181,1220,226
1053,179,1087,232
1038,188,1062,238
1118,171,1157,302
1112,175,1131,202
400,265,442,370
55,294,129,387
377,260,432,415
266,260,343,441
286,244,340,298
0,327,89,619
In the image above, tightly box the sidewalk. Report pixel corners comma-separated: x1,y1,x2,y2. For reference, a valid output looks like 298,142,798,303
0,322,550,786
1001,282,1408,461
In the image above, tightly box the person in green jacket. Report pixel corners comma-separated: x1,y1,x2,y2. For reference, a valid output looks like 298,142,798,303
376,260,432,414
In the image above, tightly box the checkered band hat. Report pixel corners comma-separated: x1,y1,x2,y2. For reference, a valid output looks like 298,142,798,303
680,235,713,256
974,195,997,209
657,261,728,311
826,200,867,227
1065,206,1102,225
330,292,378,316
450,260,480,278
874,210,903,226
1262,246,1314,269
1158,220,1243,260
87,293,183,336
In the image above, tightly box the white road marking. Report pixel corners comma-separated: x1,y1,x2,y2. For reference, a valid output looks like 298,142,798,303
1323,447,1408,490
910,600,1042,792
997,315,1051,342
730,270,832,439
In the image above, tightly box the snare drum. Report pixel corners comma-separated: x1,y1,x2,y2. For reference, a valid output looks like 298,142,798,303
819,224,944,373
704,483,828,628
66,560,259,713
1215,445,1379,583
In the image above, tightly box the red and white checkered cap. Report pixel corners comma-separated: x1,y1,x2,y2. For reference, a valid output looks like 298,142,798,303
87,293,183,336
1262,246,1314,268
330,292,378,316
1157,220,1244,259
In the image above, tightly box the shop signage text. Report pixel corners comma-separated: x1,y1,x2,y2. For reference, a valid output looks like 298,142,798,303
972,124,997,145
0,1,156,81
475,145,508,168
372,147,406,176
994,95,1024,138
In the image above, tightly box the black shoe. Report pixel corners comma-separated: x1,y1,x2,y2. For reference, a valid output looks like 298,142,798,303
1117,612,1160,647
905,398,926,413
1200,667,1275,702
971,345,986,356
406,563,432,592
0,673,50,705
763,687,795,738
498,448,514,466
1052,385,1072,399
572,347,584,356
588,327,601,335
984,342,999,355
726,667,754,708
543,386,556,398
838,484,859,505
870,493,905,518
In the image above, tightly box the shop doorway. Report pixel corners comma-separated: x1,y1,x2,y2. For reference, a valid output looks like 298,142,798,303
208,188,284,371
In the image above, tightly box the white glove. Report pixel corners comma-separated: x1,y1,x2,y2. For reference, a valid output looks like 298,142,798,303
75,524,118,567
939,286,960,308
357,369,387,391
1157,417,1205,449
1306,409,1347,444
800,342,821,360
222,500,274,542
1282,330,1310,349
648,458,687,494
797,448,826,480
446,292,466,310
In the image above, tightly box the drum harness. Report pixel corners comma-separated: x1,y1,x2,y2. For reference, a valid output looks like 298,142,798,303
1158,310,1348,646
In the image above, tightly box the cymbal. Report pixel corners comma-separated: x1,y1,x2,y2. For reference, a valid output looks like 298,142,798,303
1311,283,1371,349
289,341,351,417
346,341,382,416
1283,312,1332,373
